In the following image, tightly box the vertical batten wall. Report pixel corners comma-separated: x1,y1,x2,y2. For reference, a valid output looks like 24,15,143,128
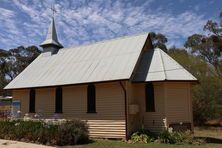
12,82,126,139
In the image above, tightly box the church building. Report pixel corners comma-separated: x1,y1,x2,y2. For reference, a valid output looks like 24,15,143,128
5,17,197,139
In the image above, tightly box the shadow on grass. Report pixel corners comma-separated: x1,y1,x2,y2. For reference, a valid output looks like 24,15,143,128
195,137,222,144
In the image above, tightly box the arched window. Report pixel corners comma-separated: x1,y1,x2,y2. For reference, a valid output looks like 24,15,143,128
29,89,35,113
145,82,155,112
55,87,63,113
87,84,96,113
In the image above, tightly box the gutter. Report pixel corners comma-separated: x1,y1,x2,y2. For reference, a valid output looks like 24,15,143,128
119,81,128,140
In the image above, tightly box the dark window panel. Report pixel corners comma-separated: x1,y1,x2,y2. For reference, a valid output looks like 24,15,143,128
55,87,63,113
87,84,96,113
145,82,155,112
29,89,35,113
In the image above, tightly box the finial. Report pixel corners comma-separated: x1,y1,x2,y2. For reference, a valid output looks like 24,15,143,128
50,5,57,18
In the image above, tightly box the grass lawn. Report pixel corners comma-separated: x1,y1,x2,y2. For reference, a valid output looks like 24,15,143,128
62,127,222,148
63,139,222,148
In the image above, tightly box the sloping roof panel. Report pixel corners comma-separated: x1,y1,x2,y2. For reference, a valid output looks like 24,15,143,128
5,33,149,89
132,48,197,82
5,33,198,90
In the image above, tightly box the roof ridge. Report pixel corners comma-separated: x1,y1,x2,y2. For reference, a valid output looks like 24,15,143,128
63,32,149,51
158,48,197,80
157,48,166,80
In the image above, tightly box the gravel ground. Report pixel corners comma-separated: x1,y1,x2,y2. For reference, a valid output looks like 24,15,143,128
0,139,55,148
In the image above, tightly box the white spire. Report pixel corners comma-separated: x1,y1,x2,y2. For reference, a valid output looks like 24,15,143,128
40,17,63,49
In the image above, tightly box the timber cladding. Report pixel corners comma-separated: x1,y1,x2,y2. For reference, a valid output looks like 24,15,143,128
133,82,166,133
12,82,126,138
130,82,192,134
165,82,193,127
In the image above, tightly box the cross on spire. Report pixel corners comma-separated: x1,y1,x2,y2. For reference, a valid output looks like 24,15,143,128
50,5,57,18
40,4,63,53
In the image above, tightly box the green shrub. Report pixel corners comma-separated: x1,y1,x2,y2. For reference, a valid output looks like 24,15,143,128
130,129,155,143
0,119,89,146
57,120,89,145
159,130,193,144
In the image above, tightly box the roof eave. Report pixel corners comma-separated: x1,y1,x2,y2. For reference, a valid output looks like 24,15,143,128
4,78,130,90
132,79,199,84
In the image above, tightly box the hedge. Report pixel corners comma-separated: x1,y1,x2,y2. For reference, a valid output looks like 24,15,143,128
0,119,89,146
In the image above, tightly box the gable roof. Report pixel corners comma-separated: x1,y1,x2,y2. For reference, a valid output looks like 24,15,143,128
5,33,197,90
132,48,197,82
5,33,149,89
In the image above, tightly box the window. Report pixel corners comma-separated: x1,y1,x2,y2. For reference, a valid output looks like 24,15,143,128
87,84,96,113
12,100,21,117
55,87,63,113
145,82,155,112
29,89,35,113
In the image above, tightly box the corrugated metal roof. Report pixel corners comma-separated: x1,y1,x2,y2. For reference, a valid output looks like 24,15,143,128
5,33,149,89
5,33,197,90
132,48,197,82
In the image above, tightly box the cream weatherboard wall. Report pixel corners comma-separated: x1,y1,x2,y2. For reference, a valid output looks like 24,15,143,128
12,82,126,139
13,89,29,114
129,82,193,134
165,82,193,129
130,82,166,134
12,81,193,139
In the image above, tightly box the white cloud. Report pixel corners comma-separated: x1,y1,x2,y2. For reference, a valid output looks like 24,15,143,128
0,8,15,18
0,0,210,49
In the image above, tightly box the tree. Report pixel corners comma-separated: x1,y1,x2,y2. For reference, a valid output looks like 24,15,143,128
168,47,210,79
185,12,222,77
0,49,9,89
149,32,168,52
0,46,41,91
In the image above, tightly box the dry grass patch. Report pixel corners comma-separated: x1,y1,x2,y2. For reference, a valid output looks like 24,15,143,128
194,127,222,139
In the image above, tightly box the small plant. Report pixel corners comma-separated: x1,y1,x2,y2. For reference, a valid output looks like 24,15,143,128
159,129,193,144
130,129,155,143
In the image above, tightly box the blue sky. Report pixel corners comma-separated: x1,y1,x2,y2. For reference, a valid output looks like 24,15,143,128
0,0,221,50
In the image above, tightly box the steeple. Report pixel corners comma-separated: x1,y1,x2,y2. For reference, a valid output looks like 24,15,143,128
40,15,63,54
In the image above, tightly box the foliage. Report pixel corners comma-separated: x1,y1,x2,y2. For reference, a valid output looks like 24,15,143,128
130,129,155,143
149,32,168,53
0,46,41,91
0,119,89,146
185,12,222,77
57,120,89,145
159,130,193,144
192,77,222,125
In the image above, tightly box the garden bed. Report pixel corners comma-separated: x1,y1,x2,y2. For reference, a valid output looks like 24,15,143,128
0,119,89,146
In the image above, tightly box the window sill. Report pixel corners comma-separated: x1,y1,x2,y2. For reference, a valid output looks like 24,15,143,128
28,112,35,113
86,112,97,114
54,112,63,114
